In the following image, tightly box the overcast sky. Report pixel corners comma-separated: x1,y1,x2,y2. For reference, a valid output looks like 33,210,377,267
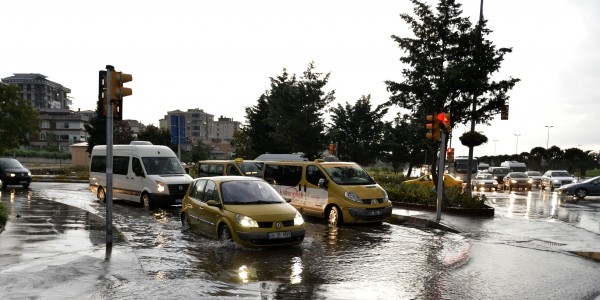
2,0,599,158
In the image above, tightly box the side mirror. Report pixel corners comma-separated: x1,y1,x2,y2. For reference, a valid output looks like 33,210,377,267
318,178,328,189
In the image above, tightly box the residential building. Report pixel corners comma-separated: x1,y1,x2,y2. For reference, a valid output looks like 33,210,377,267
1,73,71,109
31,108,90,150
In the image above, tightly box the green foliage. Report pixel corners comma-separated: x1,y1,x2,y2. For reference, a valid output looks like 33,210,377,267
3,149,71,159
242,62,334,160
0,201,7,227
327,95,388,165
137,125,172,146
376,173,487,208
459,131,488,147
0,84,41,154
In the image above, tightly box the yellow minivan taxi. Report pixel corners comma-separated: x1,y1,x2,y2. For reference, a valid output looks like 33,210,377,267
181,176,305,248
262,160,392,225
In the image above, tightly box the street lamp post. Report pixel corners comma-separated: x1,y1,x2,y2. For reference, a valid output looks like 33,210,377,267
493,139,498,156
514,134,521,155
545,125,554,149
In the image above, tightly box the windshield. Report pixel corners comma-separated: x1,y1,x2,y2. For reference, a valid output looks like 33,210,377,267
324,164,376,185
476,174,493,179
527,171,542,176
454,159,477,173
220,180,285,204
236,162,265,177
492,168,510,175
142,157,185,175
551,171,571,177
0,159,25,169
510,173,528,178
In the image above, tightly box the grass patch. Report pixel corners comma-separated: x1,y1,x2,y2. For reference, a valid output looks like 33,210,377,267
0,201,8,228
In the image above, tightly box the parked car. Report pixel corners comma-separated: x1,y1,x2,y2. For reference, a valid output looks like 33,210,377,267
541,170,576,191
503,172,533,191
557,176,600,199
181,176,306,248
525,171,543,188
0,158,32,189
471,172,498,191
402,173,463,189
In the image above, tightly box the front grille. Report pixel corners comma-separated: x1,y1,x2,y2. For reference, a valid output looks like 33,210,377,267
168,184,189,198
257,220,294,228
361,198,384,204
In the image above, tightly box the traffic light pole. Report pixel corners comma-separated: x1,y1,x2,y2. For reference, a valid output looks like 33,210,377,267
436,131,447,221
105,65,114,248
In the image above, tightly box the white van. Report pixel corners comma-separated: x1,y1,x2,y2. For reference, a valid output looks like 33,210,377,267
89,142,193,208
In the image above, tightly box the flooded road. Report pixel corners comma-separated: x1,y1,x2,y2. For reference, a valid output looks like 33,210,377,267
1,183,600,299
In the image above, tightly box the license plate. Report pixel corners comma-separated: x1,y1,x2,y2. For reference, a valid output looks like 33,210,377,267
268,231,291,239
367,210,382,216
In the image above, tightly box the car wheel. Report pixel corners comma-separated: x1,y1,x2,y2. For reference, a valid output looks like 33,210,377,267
508,184,512,191
218,224,232,241
328,205,343,226
550,185,555,192
181,212,190,230
575,188,587,199
97,187,106,203
140,192,152,209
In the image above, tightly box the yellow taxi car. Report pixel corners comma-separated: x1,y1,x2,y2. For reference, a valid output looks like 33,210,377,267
181,176,305,248
402,173,463,189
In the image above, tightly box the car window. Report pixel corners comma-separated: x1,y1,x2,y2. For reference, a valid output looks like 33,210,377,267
510,173,527,178
203,180,218,202
220,180,284,204
551,171,570,177
190,179,207,201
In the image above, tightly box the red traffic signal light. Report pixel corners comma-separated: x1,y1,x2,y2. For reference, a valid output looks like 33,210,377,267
447,147,455,163
437,112,451,131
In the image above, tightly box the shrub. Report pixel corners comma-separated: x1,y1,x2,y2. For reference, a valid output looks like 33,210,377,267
0,201,8,227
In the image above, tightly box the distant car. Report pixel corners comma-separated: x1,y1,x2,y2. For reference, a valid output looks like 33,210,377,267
557,176,600,199
503,172,533,191
471,172,498,191
402,173,463,189
0,158,32,189
181,176,305,248
541,170,576,191
488,167,511,189
525,171,543,188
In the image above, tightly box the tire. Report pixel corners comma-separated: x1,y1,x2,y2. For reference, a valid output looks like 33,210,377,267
97,187,106,203
328,205,343,226
140,192,152,209
575,188,587,199
219,224,232,241
550,185,555,192
181,212,190,230
508,185,512,191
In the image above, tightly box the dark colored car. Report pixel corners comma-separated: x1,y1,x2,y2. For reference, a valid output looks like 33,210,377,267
0,158,32,189
525,171,543,188
489,167,510,189
503,172,533,191
557,176,600,199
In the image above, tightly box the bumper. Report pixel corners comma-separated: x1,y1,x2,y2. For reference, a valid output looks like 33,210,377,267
347,205,393,223
474,183,496,189
150,193,183,204
2,176,32,186
236,229,306,246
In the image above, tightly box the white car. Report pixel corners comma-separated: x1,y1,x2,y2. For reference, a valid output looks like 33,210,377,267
471,172,498,191
540,170,576,191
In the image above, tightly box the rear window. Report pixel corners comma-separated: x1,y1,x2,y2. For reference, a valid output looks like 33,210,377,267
491,168,509,175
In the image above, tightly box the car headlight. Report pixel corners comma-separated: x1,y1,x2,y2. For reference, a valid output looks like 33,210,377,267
294,211,304,226
511,180,517,184
344,191,362,203
528,179,533,183
9,173,16,177
382,189,389,203
235,214,258,228
157,181,166,192
552,179,561,183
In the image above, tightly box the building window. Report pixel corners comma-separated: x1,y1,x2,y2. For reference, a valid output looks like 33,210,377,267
41,121,50,129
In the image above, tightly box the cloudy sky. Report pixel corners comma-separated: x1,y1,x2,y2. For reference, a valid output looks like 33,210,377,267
2,0,599,158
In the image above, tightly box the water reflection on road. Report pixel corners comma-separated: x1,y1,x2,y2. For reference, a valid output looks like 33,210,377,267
2,183,473,299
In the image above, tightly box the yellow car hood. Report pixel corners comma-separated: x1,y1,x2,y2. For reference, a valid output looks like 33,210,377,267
224,203,298,221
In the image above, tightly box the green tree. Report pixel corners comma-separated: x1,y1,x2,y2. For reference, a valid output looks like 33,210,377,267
230,129,257,159
382,114,428,175
242,95,276,157
328,95,387,165
385,0,519,191
243,62,334,160
0,84,40,154
138,125,172,146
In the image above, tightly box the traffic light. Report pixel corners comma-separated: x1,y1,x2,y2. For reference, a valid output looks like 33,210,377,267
447,147,455,163
426,114,441,141
438,112,451,131
109,71,133,121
